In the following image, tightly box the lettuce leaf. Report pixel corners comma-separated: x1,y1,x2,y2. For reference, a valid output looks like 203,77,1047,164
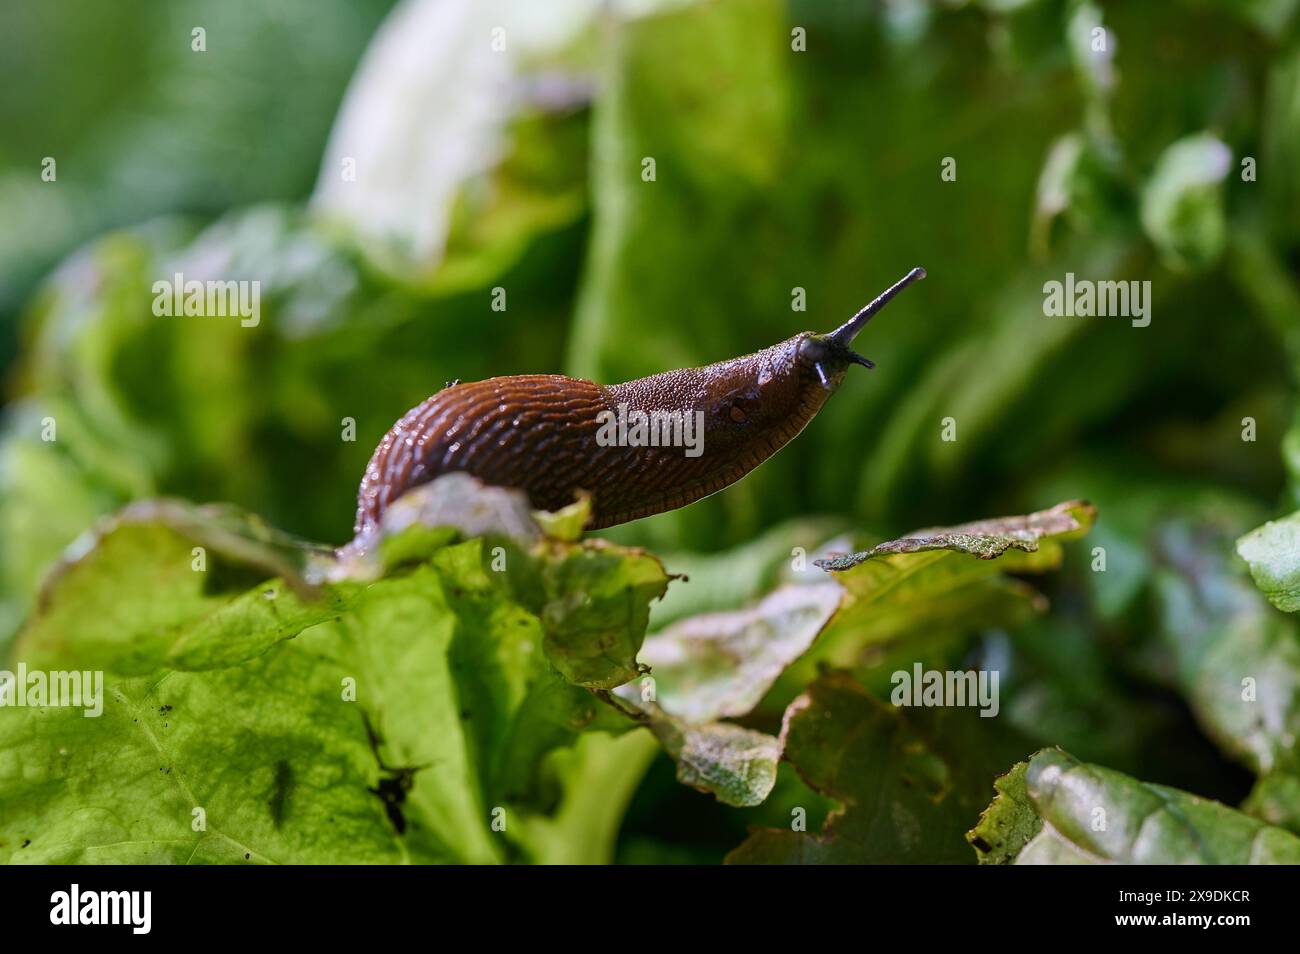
972,749,1300,864
0,476,668,864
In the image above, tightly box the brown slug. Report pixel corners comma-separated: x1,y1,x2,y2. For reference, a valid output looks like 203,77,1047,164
354,267,925,534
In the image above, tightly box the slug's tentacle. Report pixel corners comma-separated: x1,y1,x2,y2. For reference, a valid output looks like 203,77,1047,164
353,268,926,537
827,266,926,348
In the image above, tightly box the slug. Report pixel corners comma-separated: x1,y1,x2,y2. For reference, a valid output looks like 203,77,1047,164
354,267,925,534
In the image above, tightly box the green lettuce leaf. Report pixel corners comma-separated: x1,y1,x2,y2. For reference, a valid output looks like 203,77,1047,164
727,671,1032,864
1237,510,1300,612
635,583,844,724
1139,133,1232,272
0,476,668,864
634,501,1094,809
646,517,847,630
814,499,1095,569
966,760,1040,865
977,749,1300,864
1153,519,1300,777
618,583,843,808
778,501,1094,690
645,716,783,811
1242,772,1300,835
15,500,341,675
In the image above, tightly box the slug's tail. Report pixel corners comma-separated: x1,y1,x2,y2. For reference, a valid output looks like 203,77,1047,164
826,266,926,367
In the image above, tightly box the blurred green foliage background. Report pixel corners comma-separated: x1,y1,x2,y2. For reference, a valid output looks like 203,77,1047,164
4,0,1300,861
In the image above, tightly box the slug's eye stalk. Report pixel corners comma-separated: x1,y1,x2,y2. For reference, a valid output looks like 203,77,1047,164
825,266,926,369
846,352,876,370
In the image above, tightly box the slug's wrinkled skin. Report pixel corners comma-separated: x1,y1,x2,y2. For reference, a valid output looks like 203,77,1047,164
354,268,925,535
356,335,835,533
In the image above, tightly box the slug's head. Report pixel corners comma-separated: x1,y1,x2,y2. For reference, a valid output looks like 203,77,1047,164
698,267,927,453
798,266,926,390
